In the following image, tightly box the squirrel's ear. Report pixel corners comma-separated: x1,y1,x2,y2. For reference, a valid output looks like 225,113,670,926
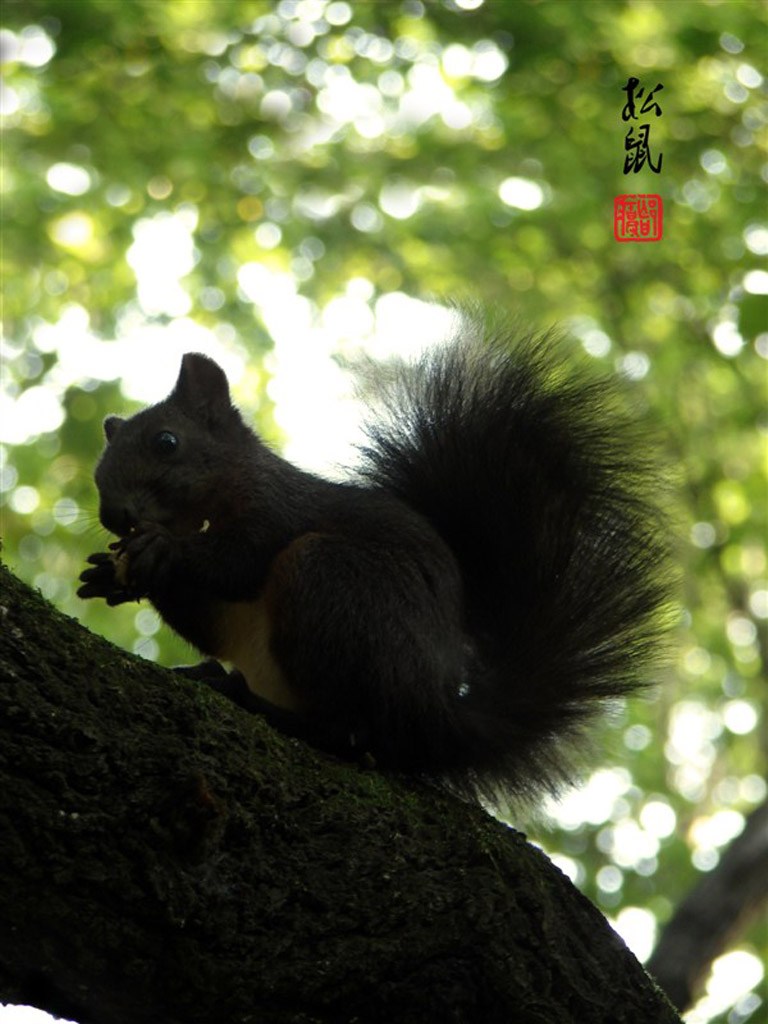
103,416,125,443
172,353,234,425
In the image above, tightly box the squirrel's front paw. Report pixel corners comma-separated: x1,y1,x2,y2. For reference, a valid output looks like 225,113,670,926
77,546,144,605
78,524,178,604
121,522,177,593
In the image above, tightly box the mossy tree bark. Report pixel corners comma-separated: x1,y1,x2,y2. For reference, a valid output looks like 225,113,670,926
0,562,680,1024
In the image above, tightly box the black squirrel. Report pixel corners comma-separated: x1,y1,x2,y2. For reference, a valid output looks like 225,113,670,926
78,312,671,803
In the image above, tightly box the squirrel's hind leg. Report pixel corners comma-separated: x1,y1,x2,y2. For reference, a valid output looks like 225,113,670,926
173,661,373,764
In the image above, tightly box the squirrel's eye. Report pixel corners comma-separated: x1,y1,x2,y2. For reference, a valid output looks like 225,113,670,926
153,430,178,456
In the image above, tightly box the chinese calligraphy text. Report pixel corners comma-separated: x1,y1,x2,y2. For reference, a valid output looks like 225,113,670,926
622,76,663,174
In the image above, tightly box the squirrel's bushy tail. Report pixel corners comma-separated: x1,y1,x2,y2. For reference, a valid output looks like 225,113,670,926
358,310,673,803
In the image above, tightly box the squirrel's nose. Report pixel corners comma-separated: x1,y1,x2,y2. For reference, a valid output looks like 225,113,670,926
99,502,139,537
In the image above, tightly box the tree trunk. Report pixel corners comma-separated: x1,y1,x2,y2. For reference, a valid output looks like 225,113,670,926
0,561,680,1024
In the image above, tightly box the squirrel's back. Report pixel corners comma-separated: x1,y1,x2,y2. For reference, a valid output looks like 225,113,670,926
357,312,672,800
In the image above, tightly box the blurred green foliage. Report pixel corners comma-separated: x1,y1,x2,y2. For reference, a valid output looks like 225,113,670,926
1,0,766,1014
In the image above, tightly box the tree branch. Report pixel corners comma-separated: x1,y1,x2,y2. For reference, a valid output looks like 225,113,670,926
0,561,680,1024
647,799,768,1010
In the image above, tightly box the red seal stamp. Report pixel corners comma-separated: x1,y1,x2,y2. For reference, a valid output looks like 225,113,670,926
614,194,663,242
